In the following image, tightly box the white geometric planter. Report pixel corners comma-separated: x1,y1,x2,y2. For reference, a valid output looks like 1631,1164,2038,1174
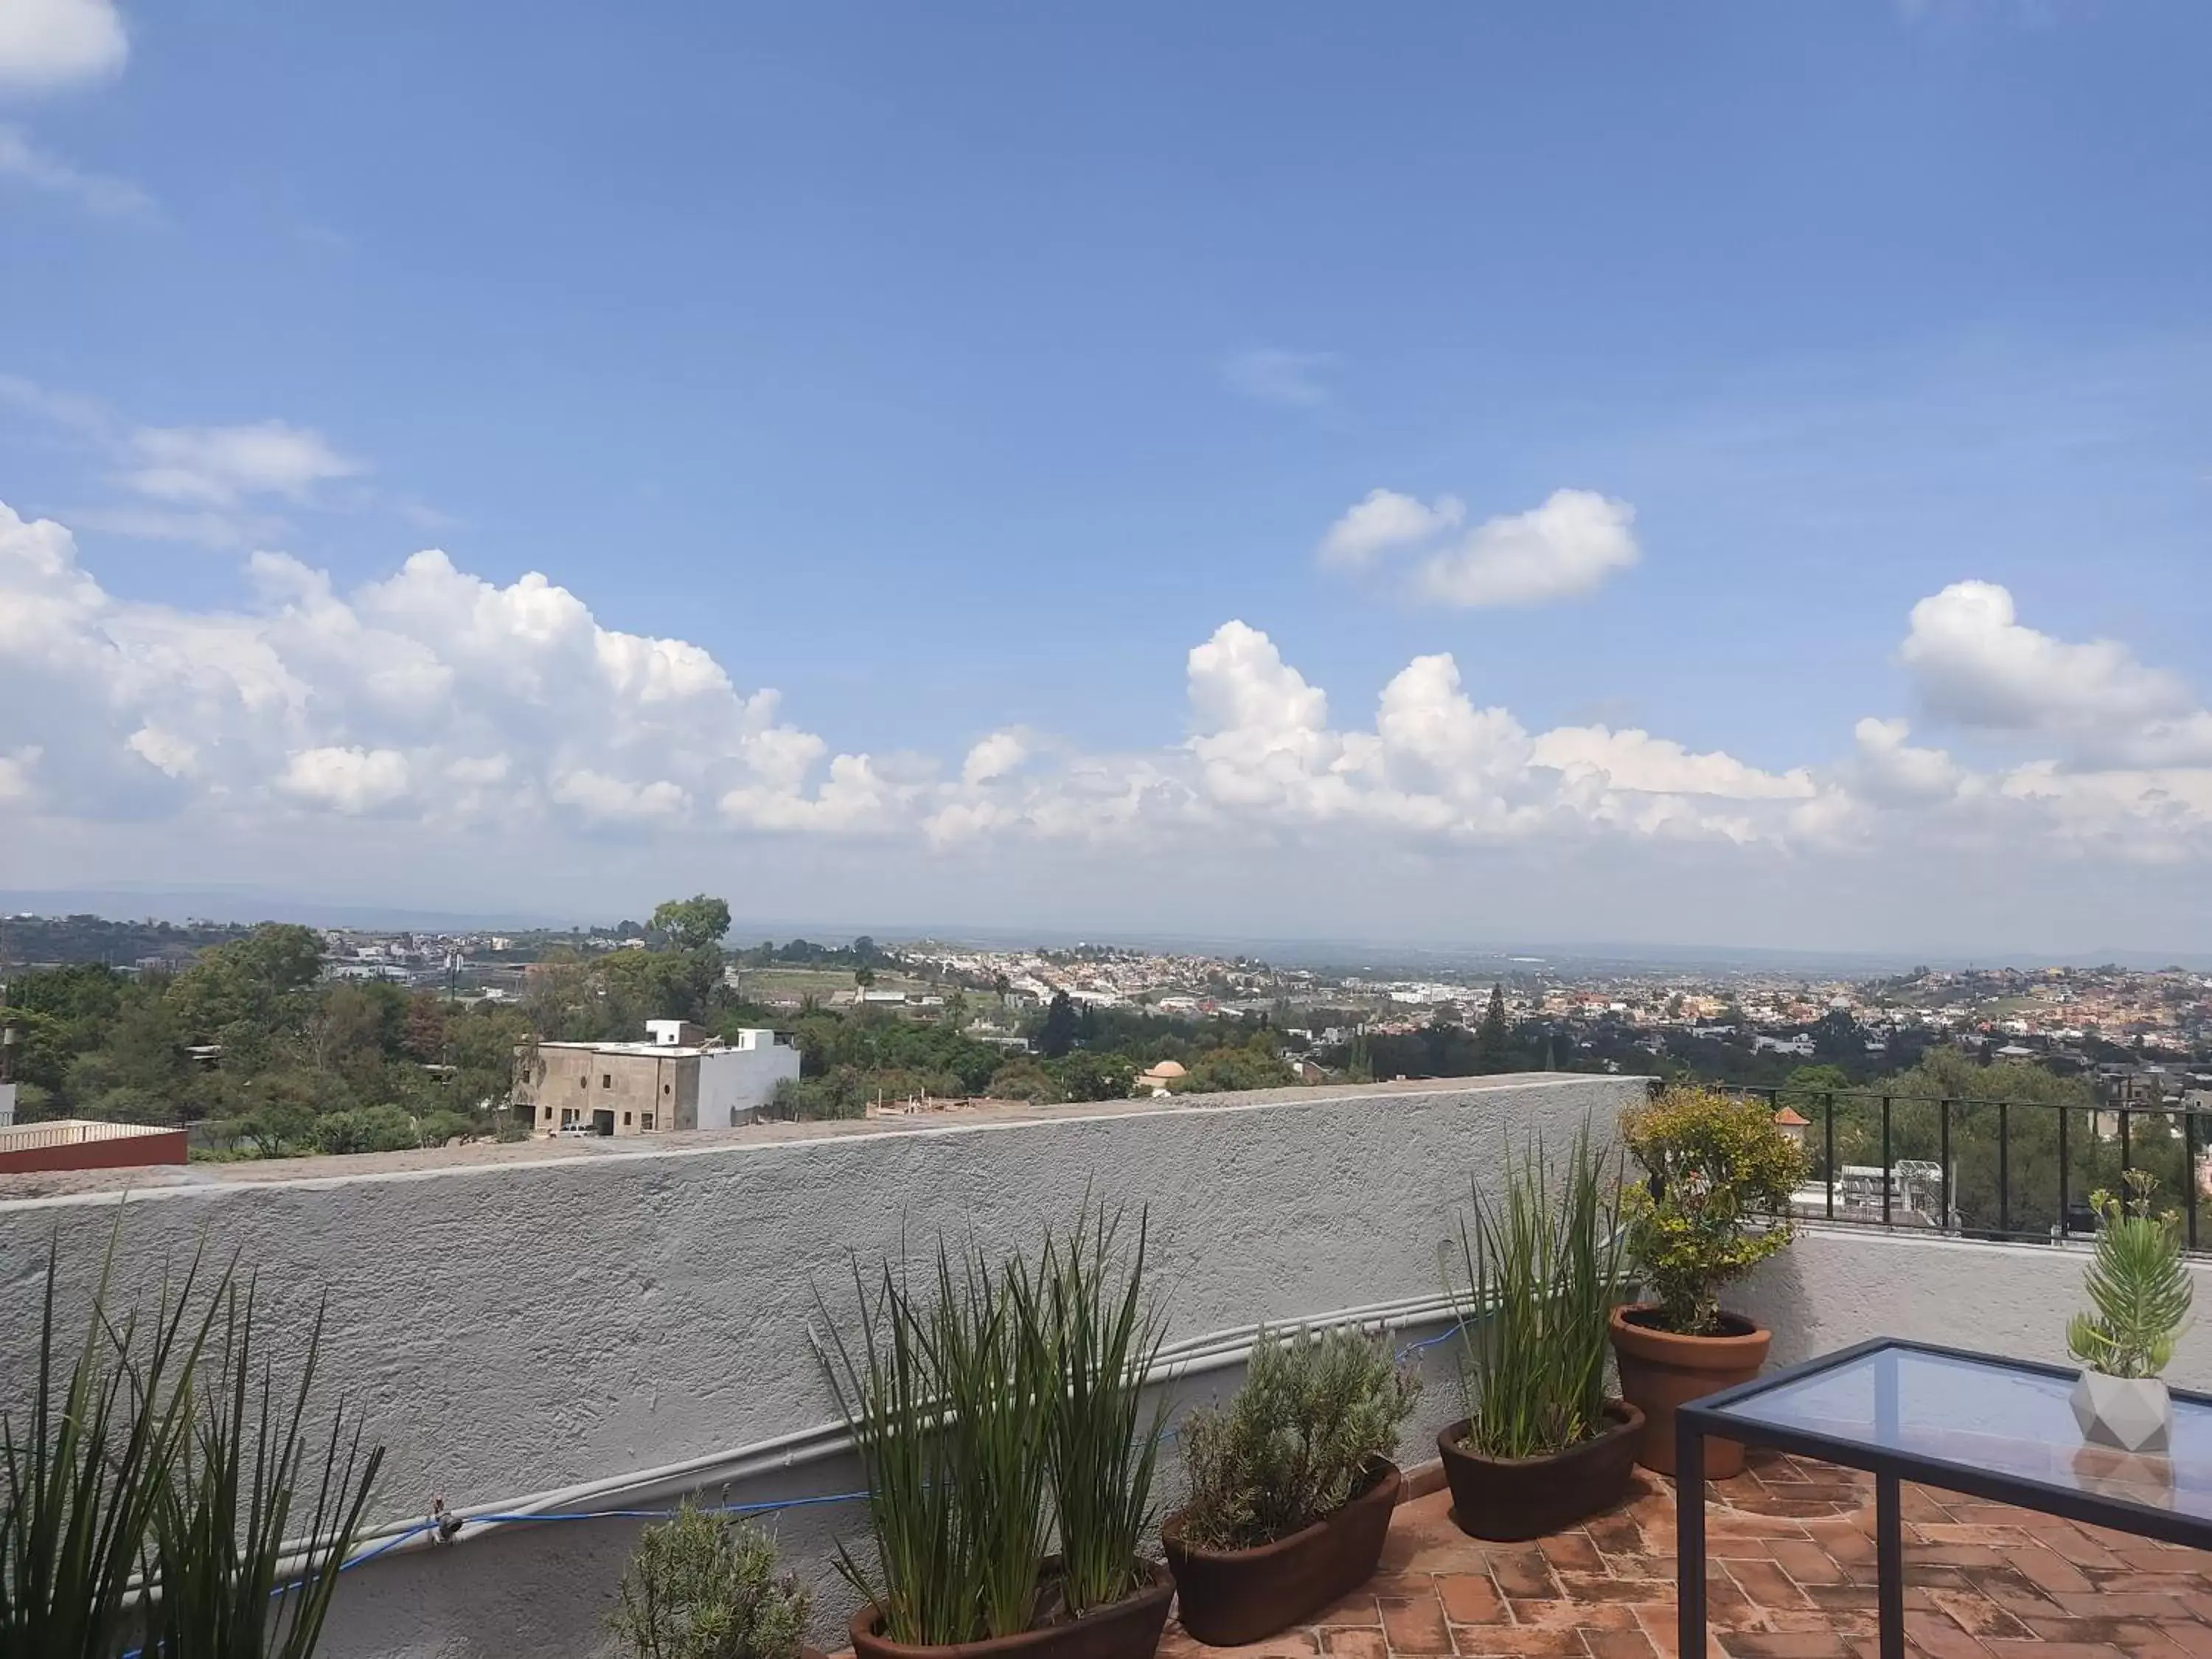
2070,1370,2172,1454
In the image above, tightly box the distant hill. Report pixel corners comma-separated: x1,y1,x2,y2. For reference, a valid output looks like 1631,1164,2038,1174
0,913,252,969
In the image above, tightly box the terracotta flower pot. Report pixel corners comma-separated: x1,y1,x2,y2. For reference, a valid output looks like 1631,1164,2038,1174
1607,1304,1770,1478
1161,1461,1402,1646
850,1562,1173,1659
1436,1401,1644,1542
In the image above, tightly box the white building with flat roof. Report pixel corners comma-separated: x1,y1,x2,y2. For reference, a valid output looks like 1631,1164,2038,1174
515,1024,801,1137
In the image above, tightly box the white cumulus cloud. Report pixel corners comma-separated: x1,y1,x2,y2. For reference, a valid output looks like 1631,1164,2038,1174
1848,717,1965,805
0,0,126,91
278,747,412,815
0,497,872,835
1899,580,2198,740
1316,489,1465,569
549,769,693,826
962,730,1028,786
4,495,2212,912
1413,489,1641,609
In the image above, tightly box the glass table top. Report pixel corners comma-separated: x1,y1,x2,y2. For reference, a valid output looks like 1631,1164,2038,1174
1705,1343,2212,1520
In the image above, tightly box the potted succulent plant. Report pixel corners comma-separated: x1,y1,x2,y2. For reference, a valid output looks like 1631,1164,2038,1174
2067,1171,2194,1455
1437,1123,1643,1540
608,1500,820,1659
1161,1327,1419,1645
1610,1085,1807,1477
820,1208,1172,1659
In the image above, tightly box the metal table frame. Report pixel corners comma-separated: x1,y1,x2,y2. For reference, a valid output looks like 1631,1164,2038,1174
1677,1337,2212,1659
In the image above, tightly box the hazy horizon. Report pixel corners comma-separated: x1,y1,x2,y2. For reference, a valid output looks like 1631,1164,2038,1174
7,886,2208,978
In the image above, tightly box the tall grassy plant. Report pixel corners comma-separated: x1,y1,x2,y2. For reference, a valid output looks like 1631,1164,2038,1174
1015,1208,1164,1619
0,1234,218,1659
143,1282,385,1659
818,1239,1050,1646
1454,1124,1627,1460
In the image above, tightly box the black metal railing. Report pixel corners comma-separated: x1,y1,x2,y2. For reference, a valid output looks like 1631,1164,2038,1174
1716,1085,2212,1254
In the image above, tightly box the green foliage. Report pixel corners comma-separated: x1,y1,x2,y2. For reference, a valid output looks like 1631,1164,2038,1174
651,896,734,955
1037,992,1078,1060
167,925,326,1042
1352,1018,1532,1081
819,1208,1163,1644
2067,1172,2194,1380
1,1233,380,1659
4,923,530,1151
1475,985,1512,1068
1167,1040,1295,1095
1051,1051,1137,1103
1773,1050,2105,1240
1453,1122,1627,1459
1176,1328,1418,1551
984,1060,1060,1103
598,946,727,1030
820,1235,1053,1646
766,1073,873,1121
1777,1063,1850,1107
608,1503,810,1659
144,1284,383,1659
1621,1085,1807,1335
1013,1208,1165,1617
310,1103,426,1155
1,1234,214,1659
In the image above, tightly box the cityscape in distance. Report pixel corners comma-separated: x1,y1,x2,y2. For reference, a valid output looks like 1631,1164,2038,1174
2,897,2205,1173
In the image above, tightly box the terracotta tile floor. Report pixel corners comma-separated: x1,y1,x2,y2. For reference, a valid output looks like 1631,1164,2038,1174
1156,1453,2212,1659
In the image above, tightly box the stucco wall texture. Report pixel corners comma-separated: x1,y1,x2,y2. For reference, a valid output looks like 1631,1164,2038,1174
0,1074,1639,1659
1737,1222,2212,1389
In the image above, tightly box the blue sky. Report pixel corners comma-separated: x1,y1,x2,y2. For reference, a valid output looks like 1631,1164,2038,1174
2,1,2209,953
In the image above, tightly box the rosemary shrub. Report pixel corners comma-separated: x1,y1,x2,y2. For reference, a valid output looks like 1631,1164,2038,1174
1175,1327,1417,1552
608,1503,811,1659
1453,1122,1628,1461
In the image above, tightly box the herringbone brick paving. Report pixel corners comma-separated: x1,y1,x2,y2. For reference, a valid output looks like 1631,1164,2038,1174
1157,1453,2212,1659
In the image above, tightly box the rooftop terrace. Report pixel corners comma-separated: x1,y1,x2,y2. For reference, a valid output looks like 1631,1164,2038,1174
4,1074,2209,1659
1161,1455,2212,1659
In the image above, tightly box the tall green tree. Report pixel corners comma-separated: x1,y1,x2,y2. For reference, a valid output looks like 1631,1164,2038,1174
1037,992,1079,1060
650,895,733,953
1475,984,1512,1071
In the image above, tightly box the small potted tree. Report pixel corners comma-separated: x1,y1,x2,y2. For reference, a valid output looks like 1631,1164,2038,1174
1161,1328,1418,1645
1438,1124,1642,1540
2067,1172,2194,1455
1610,1085,1807,1477
608,1501,818,1659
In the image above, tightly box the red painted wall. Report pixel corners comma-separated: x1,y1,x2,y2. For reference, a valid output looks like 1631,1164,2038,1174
0,1130,189,1175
